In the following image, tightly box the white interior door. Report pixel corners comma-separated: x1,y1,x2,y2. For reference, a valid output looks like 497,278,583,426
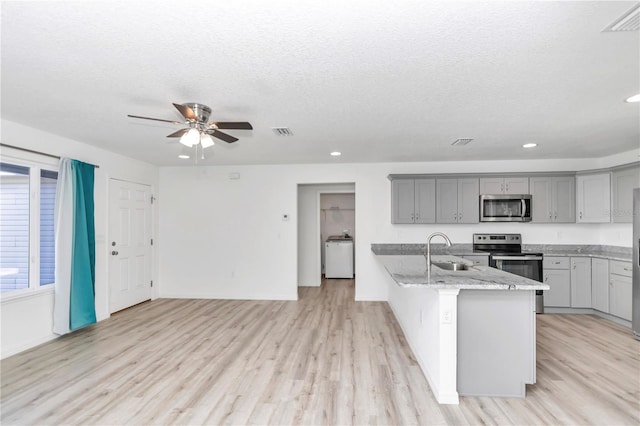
109,179,152,313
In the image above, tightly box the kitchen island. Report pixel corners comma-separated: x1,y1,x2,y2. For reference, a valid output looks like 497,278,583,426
377,254,549,404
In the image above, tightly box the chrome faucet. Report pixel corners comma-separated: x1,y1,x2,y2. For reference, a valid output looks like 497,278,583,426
426,232,452,274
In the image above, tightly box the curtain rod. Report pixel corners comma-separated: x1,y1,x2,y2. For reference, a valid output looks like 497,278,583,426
0,143,100,168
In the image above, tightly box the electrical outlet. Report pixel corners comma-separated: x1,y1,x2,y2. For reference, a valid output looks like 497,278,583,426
442,310,452,324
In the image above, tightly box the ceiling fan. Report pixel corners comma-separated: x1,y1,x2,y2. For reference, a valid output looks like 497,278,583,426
128,103,253,148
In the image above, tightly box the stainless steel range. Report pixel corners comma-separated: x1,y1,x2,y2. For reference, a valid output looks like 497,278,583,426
473,233,544,313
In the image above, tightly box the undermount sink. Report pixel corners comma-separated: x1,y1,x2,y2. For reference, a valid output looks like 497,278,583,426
431,262,470,271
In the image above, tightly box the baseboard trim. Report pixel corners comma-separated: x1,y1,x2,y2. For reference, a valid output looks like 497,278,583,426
158,292,298,301
543,307,631,328
1,333,57,360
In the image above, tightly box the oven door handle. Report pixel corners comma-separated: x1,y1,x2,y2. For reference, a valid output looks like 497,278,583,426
492,255,543,261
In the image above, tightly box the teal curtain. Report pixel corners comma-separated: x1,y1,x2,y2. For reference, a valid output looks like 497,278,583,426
69,161,96,330
53,159,96,334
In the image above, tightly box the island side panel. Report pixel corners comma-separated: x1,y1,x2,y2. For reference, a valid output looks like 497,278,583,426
457,289,536,398
386,274,460,404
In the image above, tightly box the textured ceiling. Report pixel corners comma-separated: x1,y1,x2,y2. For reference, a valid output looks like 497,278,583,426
1,1,639,166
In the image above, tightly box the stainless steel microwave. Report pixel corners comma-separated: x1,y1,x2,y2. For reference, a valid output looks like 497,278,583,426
480,194,532,222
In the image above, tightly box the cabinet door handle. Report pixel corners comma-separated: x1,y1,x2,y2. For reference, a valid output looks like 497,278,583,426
506,183,509,192
579,211,583,219
501,183,504,192
415,214,420,220
623,267,631,272
459,214,462,222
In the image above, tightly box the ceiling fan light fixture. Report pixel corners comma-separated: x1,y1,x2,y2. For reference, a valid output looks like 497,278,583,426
200,133,215,148
180,128,201,147
625,93,640,103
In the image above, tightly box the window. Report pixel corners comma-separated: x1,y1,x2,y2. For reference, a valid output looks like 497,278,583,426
0,160,58,295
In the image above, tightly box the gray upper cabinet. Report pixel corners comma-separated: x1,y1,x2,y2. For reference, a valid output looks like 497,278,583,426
436,178,479,223
479,177,529,194
391,179,435,224
530,176,575,223
611,165,640,223
576,173,611,223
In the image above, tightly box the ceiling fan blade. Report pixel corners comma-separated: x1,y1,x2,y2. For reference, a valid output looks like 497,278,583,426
173,103,197,121
211,122,253,130
209,130,239,143
166,128,189,138
128,114,182,124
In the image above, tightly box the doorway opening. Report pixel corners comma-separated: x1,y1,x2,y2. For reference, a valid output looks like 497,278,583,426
297,183,355,294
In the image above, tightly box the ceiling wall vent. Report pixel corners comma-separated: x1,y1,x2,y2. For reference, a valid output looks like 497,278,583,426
451,138,474,146
603,4,640,32
272,127,293,136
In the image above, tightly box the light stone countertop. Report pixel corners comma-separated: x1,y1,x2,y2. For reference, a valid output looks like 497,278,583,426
379,255,550,291
371,243,631,262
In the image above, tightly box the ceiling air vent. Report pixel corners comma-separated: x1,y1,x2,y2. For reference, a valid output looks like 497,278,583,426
451,138,473,146
603,4,640,32
272,127,293,136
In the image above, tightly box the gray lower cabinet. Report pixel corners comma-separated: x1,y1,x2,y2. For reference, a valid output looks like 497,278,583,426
543,256,571,307
591,258,609,313
609,260,633,321
436,178,479,223
611,165,640,223
530,176,575,223
391,179,436,224
570,257,591,308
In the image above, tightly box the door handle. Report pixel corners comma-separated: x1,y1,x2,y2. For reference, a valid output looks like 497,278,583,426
111,251,119,256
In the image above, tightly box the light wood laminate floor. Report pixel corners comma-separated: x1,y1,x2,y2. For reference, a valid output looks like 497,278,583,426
1,279,639,425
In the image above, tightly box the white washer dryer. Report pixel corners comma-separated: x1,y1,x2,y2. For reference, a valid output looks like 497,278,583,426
324,237,354,279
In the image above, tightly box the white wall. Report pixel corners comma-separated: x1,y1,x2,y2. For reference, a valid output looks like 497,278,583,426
1,119,159,358
158,151,636,305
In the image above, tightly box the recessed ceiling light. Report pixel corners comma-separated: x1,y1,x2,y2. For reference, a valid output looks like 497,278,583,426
330,151,341,156
625,94,640,103
522,143,537,149
178,146,191,159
